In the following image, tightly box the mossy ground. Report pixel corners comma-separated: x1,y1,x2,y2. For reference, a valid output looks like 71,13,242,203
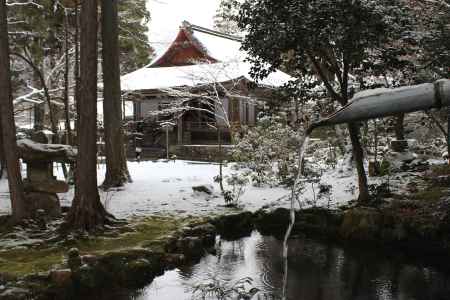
0,215,198,277
430,163,450,176
410,186,447,202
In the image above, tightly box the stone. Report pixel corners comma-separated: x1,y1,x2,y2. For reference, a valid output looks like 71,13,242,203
0,287,30,300
26,161,53,182
79,249,166,288
24,179,69,194
392,222,407,241
183,223,216,237
390,139,409,152
50,269,72,287
432,175,450,187
340,208,382,240
385,151,416,171
68,248,82,271
127,258,152,276
253,208,289,236
192,185,213,195
166,235,205,258
368,161,380,177
17,139,74,218
35,209,47,229
81,255,98,266
77,264,97,289
162,254,185,268
25,192,61,219
213,211,254,239
177,236,204,257
31,131,50,144
17,139,77,163
295,207,343,235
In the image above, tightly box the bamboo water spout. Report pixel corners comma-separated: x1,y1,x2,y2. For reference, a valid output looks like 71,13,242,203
310,79,450,131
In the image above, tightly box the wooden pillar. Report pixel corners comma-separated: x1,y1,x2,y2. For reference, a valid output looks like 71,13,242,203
177,115,183,145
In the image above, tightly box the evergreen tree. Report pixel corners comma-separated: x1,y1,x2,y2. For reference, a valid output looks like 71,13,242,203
101,0,131,188
214,0,241,35
238,0,409,203
67,0,111,231
0,0,28,222
118,0,153,74
6,0,153,132
0,113,4,178
416,0,450,77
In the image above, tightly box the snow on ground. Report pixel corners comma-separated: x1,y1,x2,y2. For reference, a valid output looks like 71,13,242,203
0,179,9,214
0,160,359,219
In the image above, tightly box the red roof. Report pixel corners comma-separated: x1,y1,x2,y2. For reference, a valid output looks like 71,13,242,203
150,27,218,67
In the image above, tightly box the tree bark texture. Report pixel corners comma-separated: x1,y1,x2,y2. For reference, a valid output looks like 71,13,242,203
0,114,5,179
348,123,369,203
101,0,131,188
312,56,370,204
0,0,28,222
394,113,405,141
74,1,80,142
447,107,450,164
67,0,110,231
64,9,72,145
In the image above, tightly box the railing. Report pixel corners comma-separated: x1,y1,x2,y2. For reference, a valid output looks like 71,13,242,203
187,121,219,130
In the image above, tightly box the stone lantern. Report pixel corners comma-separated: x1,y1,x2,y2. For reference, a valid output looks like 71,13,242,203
17,135,77,219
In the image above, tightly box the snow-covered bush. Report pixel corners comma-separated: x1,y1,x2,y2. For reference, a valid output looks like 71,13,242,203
232,115,302,186
224,173,250,207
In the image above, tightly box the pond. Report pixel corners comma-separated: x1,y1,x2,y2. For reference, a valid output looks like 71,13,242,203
109,231,450,300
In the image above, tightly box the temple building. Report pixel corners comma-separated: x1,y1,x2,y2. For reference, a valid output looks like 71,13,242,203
121,21,292,148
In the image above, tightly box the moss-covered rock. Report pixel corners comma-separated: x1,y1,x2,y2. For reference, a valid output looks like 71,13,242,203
212,211,254,239
253,208,289,236
49,269,72,288
295,208,343,236
340,208,383,240
79,249,165,289
165,222,217,258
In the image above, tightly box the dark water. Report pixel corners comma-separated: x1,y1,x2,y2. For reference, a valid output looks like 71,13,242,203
114,231,450,300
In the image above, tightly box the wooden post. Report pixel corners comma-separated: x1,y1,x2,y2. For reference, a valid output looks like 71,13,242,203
177,116,183,145
166,125,169,159
448,107,450,165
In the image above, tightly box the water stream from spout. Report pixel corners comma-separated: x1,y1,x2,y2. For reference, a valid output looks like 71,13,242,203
282,133,310,300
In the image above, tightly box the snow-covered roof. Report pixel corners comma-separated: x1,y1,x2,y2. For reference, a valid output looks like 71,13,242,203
121,61,293,91
121,22,294,92
173,24,244,63
195,34,242,60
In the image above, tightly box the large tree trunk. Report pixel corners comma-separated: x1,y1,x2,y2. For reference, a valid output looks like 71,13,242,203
0,114,5,179
0,0,28,222
101,0,131,188
74,0,80,141
448,107,450,165
217,127,224,193
348,123,370,203
394,113,405,141
63,9,72,145
33,103,45,131
67,0,111,231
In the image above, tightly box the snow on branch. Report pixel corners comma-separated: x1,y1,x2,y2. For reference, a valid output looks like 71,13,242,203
6,0,43,9
13,85,44,105
423,0,450,9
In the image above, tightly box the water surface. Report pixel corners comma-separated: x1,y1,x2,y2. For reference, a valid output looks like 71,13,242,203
127,231,450,299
